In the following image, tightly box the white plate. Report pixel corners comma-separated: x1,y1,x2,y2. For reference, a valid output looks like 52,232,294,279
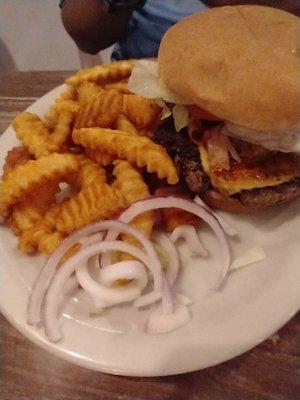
0,85,299,377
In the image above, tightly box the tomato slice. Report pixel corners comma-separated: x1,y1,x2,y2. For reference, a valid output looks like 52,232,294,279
187,105,220,121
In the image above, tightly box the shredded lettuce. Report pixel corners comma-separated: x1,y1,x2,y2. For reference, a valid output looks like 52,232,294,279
172,104,189,132
128,59,189,104
230,246,266,271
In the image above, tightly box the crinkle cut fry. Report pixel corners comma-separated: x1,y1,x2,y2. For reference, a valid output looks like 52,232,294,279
50,111,75,148
1,147,31,180
12,112,59,158
18,222,65,254
77,81,103,105
74,89,123,129
0,153,79,219
112,160,154,261
85,148,116,167
115,114,138,134
44,100,79,131
66,60,135,87
49,182,127,234
123,94,162,129
69,156,107,189
155,186,202,232
72,128,179,184
11,181,59,236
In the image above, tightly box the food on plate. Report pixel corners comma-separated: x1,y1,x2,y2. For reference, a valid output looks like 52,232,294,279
13,113,59,158
104,79,130,94
77,81,103,105
127,5,300,212
44,88,78,130
66,59,135,87
1,10,280,341
115,114,138,134
155,185,202,232
48,182,127,234
69,156,107,189
50,111,75,148
112,160,154,259
72,128,179,184
19,222,64,254
0,153,79,219
1,146,31,179
74,88,123,128
85,148,116,167
123,94,162,129
11,182,59,236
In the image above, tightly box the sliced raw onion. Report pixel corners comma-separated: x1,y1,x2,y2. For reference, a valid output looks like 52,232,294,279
194,196,237,237
133,290,162,308
79,232,104,247
153,231,179,286
115,197,230,286
176,294,193,306
76,260,147,308
43,240,152,342
100,260,148,290
27,220,161,326
145,303,190,334
161,274,174,314
170,225,209,258
62,275,79,296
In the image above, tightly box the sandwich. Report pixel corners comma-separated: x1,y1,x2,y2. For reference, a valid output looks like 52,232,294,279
130,5,300,213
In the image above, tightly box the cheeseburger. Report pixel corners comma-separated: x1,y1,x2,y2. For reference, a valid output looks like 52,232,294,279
132,5,300,213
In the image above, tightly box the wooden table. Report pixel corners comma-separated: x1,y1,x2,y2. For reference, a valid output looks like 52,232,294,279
1,71,299,400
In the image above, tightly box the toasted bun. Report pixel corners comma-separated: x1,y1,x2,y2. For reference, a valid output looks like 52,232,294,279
158,6,300,133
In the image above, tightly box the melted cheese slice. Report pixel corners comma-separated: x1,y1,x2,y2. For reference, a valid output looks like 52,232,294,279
199,146,300,195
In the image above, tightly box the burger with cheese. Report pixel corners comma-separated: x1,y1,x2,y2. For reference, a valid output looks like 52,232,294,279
129,5,300,212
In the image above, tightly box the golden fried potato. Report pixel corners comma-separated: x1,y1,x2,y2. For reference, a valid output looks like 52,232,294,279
73,128,179,184
18,222,50,254
0,153,79,219
112,160,154,260
123,94,162,129
66,60,135,87
13,113,59,158
77,81,103,105
18,222,64,254
11,206,43,236
74,89,123,129
115,114,138,134
69,156,107,189
38,230,65,254
85,148,116,167
104,79,130,94
155,186,202,232
2,147,31,180
44,100,79,131
11,181,58,235
49,182,127,234
50,111,74,148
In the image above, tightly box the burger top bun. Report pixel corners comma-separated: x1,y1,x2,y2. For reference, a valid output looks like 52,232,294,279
158,6,300,133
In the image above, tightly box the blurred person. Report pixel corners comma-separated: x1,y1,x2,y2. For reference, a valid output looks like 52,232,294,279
61,0,300,63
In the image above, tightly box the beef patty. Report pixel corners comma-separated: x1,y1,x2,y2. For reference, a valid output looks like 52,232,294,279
153,118,300,211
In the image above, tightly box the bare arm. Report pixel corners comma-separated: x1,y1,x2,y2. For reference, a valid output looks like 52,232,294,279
61,0,133,54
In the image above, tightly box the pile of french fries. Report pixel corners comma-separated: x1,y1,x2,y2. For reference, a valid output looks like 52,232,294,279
0,60,200,257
